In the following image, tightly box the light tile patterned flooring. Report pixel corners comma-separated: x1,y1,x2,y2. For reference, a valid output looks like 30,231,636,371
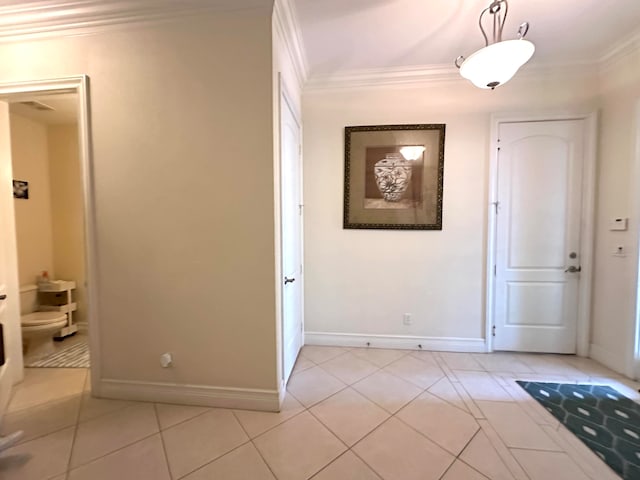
1,346,639,479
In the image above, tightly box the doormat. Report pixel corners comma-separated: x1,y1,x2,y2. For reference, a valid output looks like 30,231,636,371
25,341,90,368
516,381,640,479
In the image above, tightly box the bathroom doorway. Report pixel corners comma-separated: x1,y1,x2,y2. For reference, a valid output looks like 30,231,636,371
0,77,98,418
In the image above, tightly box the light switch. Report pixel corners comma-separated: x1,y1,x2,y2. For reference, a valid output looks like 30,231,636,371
610,217,628,231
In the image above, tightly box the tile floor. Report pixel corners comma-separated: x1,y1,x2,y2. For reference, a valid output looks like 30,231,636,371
1,346,638,479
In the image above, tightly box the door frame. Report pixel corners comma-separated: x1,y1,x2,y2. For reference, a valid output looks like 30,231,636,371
0,75,100,391
485,111,598,355
276,73,304,390
631,99,640,379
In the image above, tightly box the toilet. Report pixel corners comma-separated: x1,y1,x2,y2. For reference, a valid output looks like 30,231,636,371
20,285,68,360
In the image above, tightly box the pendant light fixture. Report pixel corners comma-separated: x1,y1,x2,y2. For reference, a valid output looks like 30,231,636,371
455,0,534,89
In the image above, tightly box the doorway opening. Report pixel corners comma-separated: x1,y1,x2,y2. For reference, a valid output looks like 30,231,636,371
0,76,98,419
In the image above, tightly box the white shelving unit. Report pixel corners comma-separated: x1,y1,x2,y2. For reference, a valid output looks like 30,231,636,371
38,281,78,338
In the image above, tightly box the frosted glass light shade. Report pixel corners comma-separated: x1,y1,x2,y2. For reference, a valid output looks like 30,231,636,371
459,39,535,89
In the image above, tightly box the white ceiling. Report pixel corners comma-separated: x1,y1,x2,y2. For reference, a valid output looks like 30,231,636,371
292,0,640,76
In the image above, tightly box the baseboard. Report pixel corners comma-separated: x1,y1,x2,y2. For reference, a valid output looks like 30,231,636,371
305,331,486,353
76,322,89,334
589,343,628,376
98,378,280,412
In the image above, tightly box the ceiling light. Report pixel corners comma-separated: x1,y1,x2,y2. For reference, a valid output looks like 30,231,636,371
455,0,534,90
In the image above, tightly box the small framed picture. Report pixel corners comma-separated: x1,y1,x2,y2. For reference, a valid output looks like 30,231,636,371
13,180,29,199
344,124,446,230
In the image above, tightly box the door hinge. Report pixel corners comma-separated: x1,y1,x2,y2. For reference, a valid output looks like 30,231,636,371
492,325,496,337
491,201,499,215
299,204,303,215
494,264,497,276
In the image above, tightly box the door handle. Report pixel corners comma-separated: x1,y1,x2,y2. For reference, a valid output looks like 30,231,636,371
284,277,296,285
565,266,581,273
0,294,6,300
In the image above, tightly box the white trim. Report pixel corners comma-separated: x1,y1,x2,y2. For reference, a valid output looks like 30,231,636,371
304,60,598,92
305,332,486,353
630,99,640,380
0,357,12,421
599,28,640,73
0,0,272,42
486,111,598,356
0,76,101,394
590,343,627,375
273,0,308,89
99,378,280,412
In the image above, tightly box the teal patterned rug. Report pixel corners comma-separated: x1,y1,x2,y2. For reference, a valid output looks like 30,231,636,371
517,381,640,479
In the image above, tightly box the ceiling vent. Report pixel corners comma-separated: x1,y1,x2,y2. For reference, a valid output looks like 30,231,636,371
19,100,55,111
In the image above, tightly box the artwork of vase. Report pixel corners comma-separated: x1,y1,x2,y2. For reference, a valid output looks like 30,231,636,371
374,153,413,202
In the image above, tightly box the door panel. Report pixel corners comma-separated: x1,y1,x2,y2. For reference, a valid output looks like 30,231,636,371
494,120,584,353
0,99,21,418
280,90,302,384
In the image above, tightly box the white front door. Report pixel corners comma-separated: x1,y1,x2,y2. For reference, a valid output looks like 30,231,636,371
280,89,303,384
493,120,585,353
0,99,22,418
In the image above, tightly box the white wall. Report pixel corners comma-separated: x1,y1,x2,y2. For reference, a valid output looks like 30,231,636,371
49,124,87,326
590,50,640,374
0,8,280,407
303,73,599,348
10,113,55,286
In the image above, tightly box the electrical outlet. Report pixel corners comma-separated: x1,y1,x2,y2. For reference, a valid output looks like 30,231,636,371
160,352,173,368
403,313,412,326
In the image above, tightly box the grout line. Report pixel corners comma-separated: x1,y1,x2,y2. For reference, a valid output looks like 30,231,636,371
478,419,531,480
62,369,88,476
156,405,212,433
153,403,174,479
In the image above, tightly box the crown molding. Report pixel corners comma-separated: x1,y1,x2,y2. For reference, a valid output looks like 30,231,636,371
598,27,640,73
273,0,308,88
0,0,272,41
304,60,599,92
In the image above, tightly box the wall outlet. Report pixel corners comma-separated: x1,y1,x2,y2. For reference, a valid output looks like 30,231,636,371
160,352,173,368
403,313,412,326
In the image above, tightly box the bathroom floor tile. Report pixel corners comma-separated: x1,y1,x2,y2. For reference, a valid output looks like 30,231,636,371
161,408,248,478
233,393,304,438
253,411,346,480
384,355,444,389
476,401,561,451
353,417,454,480
352,370,422,413
438,353,484,371
427,376,469,413
1,393,81,444
78,391,139,423
301,346,350,364
70,403,159,468
8,368,87,413
319,352,378,385
510,449,590,480
459,430,516,480
67,434,170,480
310,387,389,446
396,391,479,455
311,451,381,480
181,443,275,480
350,347,408,368
454,370,512,401
286,365,346,407
442,460,490,480
0,426,75,480
154,403,210,430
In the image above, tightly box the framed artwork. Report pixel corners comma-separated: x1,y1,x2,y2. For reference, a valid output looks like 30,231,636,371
343,123,445,230
13,180,29,199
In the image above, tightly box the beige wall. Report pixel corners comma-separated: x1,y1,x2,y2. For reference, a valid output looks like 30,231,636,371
10,113,55,286
302,73,599,344
590,52,640,374
0,9,278,394
49,124,87,326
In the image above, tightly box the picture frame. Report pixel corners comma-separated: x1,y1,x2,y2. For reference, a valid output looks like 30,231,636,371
343,123,446,230
13,180,29,199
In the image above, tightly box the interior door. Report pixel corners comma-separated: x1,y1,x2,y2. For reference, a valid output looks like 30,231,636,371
0,99,21,418
280,89,303,384
493,120,585,353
